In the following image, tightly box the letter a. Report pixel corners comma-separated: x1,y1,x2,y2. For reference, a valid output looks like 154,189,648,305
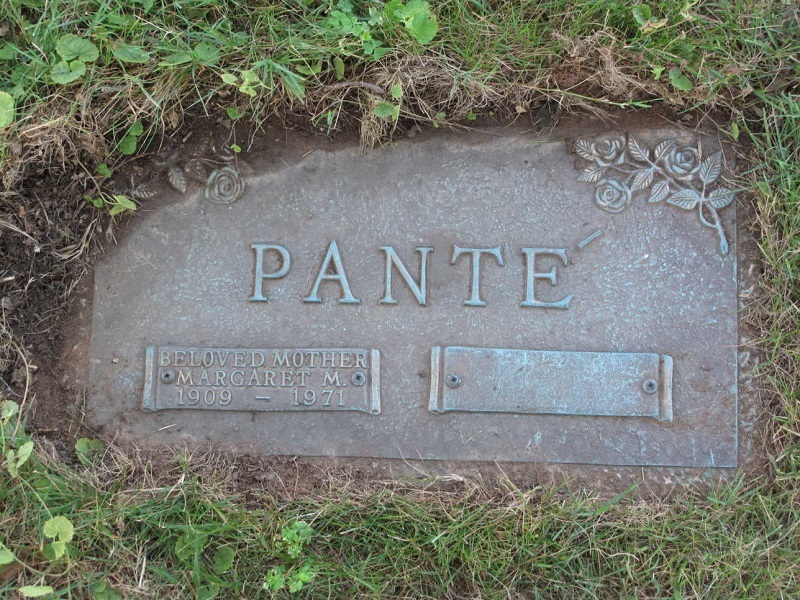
303,239,361,304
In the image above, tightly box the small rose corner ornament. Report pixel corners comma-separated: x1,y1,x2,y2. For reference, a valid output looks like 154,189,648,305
574,133,736,255
159,144,247,205
205,165,246,205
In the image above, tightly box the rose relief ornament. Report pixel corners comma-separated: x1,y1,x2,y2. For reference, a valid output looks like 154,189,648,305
574,134,737,255
205,166,246,205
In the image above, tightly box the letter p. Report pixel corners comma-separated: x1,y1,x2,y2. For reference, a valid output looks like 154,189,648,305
249,243,291,302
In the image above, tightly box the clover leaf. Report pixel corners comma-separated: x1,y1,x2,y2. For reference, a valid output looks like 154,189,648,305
56,34,99,62
0,91,15,128
51,60,86,85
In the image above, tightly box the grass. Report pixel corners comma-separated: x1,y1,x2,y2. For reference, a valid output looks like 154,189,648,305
751,94,800,482
2,441,799,597
1,0,800,598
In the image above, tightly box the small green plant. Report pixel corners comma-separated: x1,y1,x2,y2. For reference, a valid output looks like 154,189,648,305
51,33,99,85
75,437,104,466
174,528,208,563
277,520,314,559
95,163,113,178
668,67,693,91
42,515,74,560
0,90,15,128
373,100,400,121
91,580,123,600
85,193,137,217
373,83,403,121
0,539,55,598
629,5,696,92
332,55,345,80
159,41,221,68
1,400,33,478
1,399,76,596
221,70,252,97
325,6,390,61
390,83,403,101
110,42,151,65
264,563,316,594
389,0,439,44
631,4,668,34
324,0,438,62
3,438,33,478
118,121,144,155
12,517,76,596
211,545,236,574
263,521,317,594
0,540,15,566
225,106,243,120
1,398,19,426
17,585,56,598
171,529,237,598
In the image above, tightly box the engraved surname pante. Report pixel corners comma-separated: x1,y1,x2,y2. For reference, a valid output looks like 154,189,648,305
143,347,381,415
379,246,433,305
249,244,290,302
303,239,361,304
450,245,505,307
520,247,573,309
248,241,574,308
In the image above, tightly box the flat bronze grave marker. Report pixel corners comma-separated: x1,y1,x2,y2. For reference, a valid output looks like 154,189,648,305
88,129,739,466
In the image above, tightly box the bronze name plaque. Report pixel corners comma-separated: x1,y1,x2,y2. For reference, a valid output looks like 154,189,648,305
429,347,673,421
88,129,739,466
143,347,381,415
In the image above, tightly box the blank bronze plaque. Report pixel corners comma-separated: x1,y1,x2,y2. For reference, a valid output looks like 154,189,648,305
429,347,673,421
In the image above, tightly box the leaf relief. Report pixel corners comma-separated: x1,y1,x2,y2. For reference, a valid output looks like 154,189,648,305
573,133,737,255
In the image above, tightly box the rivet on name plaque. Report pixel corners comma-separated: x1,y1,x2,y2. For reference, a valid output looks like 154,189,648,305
429,346,673,422
445,374,462,389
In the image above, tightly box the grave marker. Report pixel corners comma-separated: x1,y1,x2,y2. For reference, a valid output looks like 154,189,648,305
88,129,739,466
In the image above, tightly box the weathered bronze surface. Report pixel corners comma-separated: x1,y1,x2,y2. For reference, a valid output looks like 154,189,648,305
143,347,381,414
429,347,673,421
88,128,739,466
